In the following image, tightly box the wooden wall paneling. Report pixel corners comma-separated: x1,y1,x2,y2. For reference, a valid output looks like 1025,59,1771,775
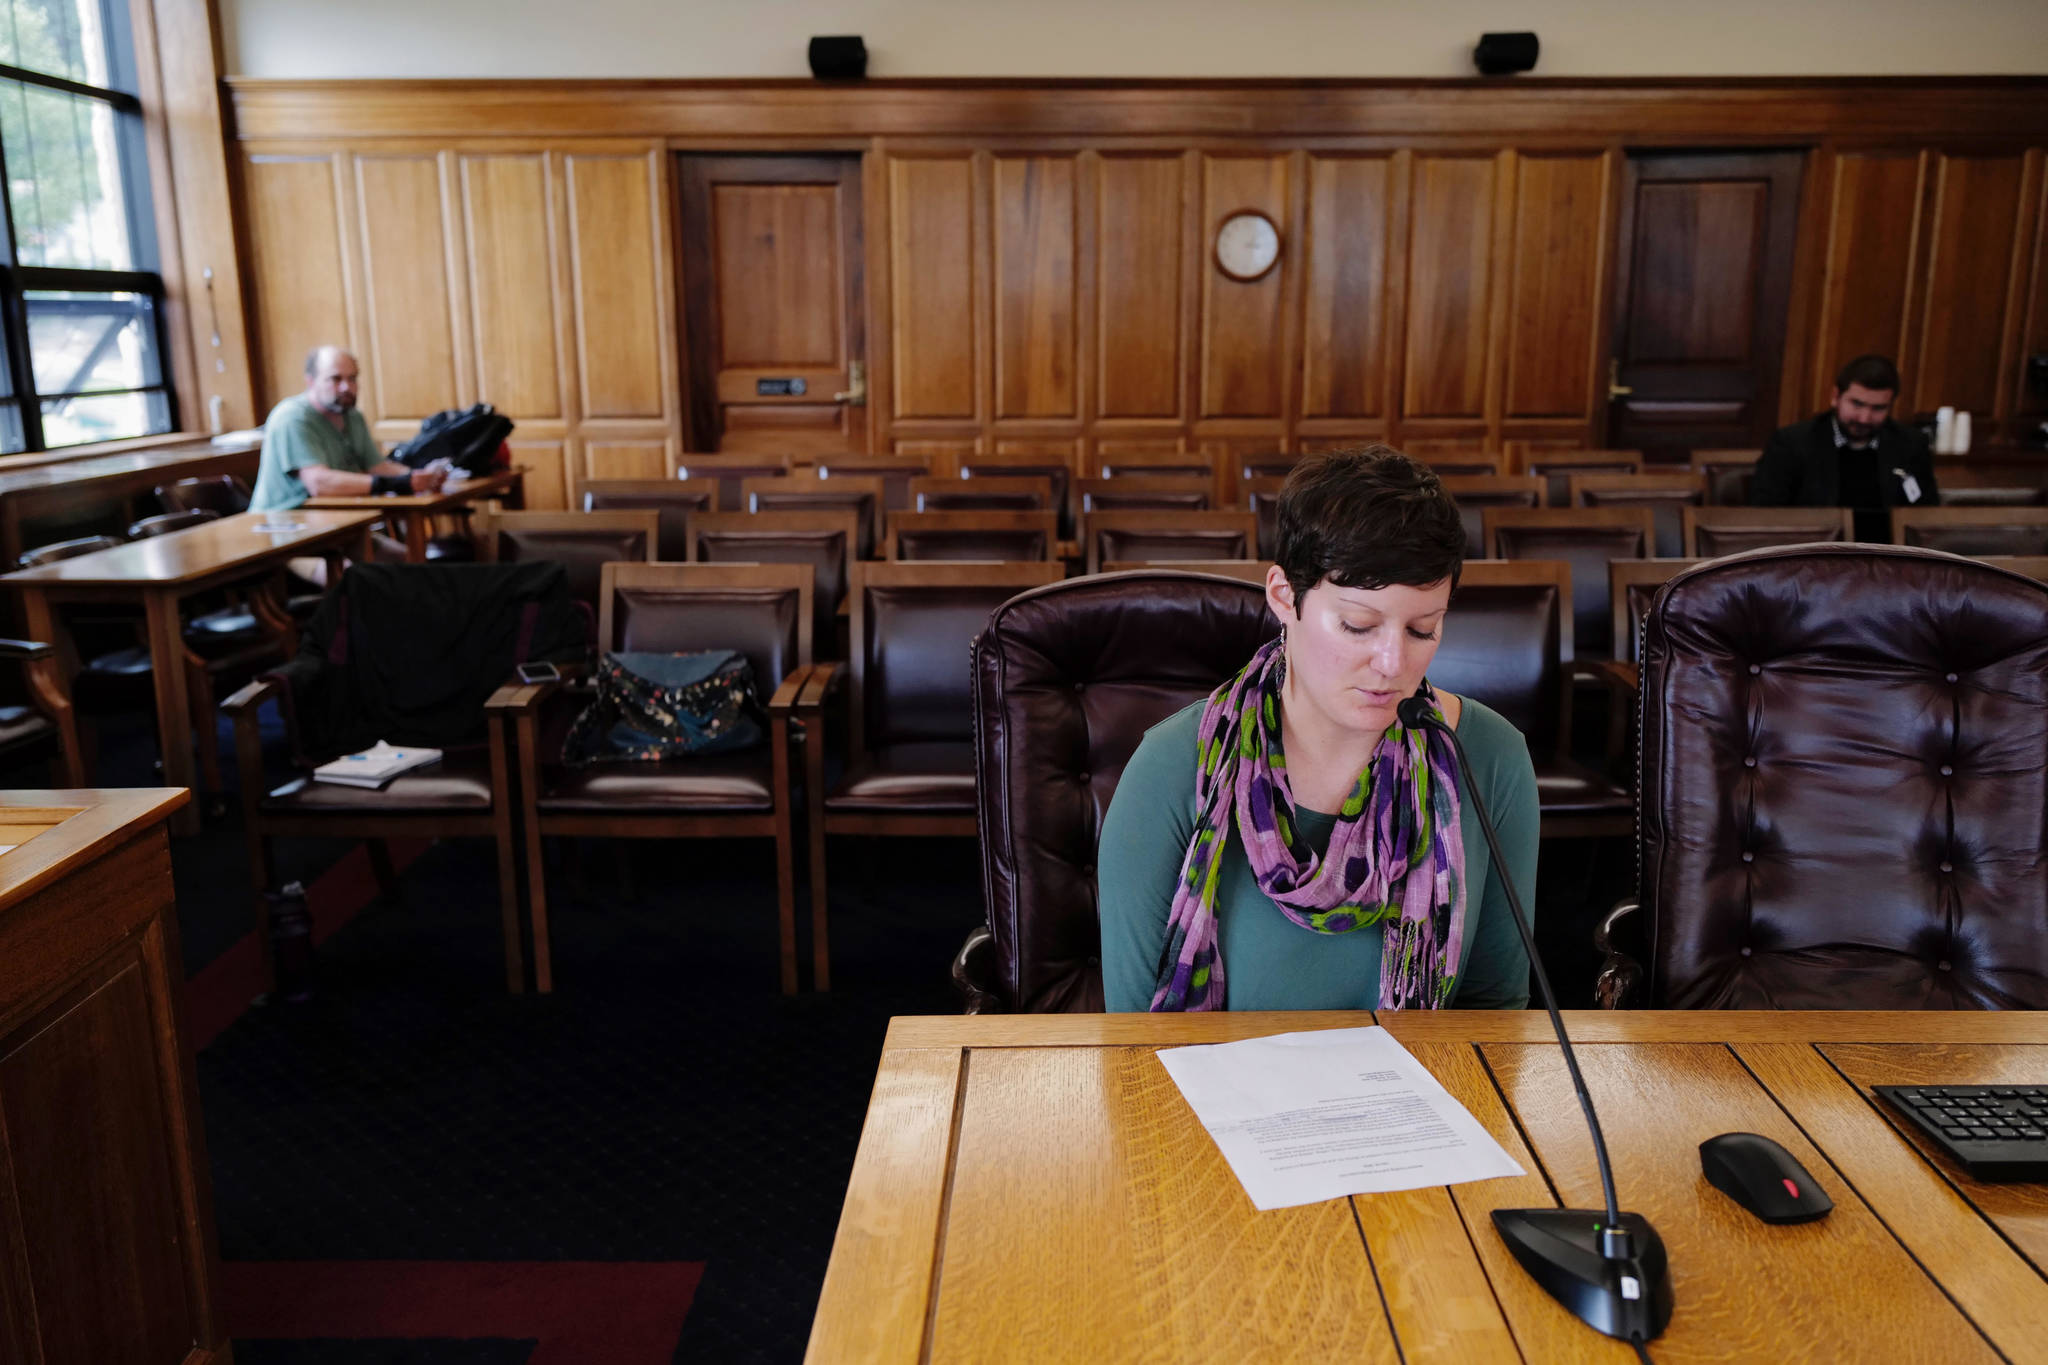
1915,151,2033,420
1403,154,1502,424
507,438,571,510
1198,154,1290,419
582,439,675,481
1095,154,1186,421
1502,151,1615,424
888,154,982,421
1811,150,1931,411
352,152,462,432
564,148,674,425
994,436,1083,462
1300,154,1396,422
992,155,1078,421
460,152,567,422
241,153,353,411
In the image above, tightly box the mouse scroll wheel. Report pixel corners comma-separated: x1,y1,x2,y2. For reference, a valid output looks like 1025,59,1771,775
1782,1178,1800,1198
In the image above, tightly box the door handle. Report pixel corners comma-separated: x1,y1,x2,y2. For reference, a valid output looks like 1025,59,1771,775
834,360,867,406
1608,358,1634,400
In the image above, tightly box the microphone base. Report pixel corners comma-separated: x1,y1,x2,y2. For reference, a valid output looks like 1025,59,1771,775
1492,1208,1673,1342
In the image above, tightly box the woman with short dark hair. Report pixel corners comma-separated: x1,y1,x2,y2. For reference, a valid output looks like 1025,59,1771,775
1099,446,1539,1011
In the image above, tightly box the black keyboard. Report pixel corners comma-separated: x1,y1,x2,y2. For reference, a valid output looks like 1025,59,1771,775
1875,1085,2048,1182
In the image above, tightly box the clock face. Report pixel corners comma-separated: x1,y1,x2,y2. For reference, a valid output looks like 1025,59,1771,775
1215,211,1281,282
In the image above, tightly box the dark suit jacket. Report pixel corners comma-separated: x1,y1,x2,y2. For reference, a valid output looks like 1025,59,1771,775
1750,413,1940,513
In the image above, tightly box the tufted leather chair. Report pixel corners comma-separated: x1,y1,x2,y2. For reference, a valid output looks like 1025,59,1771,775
801,561,1064,989
909,475,1055,513
507,562,814,995
1082,510,1258,574
686,509,856,658
582,478,719,560
1483,506,1656,659
1600,544,2048,1009
885,510,1058,563
1441,475,1544,559
958,570,1279,1012
481,509,660,621
1684,506,1853,558
1891,507,2048,558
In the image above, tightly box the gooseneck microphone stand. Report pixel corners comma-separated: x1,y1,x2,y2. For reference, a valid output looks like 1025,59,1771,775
1397,696,1673,1345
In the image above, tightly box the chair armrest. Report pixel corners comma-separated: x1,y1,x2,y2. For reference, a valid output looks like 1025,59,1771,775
221,676,280,715
484,677,560,715
1592,898,1642,1009
1578,659,1640,697
792,660,841,712
951,922,1002,1015
0,638,52,661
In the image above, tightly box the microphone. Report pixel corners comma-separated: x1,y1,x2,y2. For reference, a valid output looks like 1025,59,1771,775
1398,693,1672,1344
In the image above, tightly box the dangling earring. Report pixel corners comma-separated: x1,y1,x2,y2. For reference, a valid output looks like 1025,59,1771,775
1276,625,1288,684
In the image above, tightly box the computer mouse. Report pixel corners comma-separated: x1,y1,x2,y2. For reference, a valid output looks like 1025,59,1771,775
1699,1131,1834,1225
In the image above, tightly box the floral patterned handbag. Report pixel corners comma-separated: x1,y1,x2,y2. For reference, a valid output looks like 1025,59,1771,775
560,649,763,766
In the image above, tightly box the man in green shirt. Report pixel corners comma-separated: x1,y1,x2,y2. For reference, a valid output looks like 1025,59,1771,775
251,346,445,513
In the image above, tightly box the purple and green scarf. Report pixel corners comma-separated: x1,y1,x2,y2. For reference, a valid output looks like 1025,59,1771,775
1150,636,1466,1012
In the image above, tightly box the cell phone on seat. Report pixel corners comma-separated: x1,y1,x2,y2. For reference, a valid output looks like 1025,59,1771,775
516,661,560,684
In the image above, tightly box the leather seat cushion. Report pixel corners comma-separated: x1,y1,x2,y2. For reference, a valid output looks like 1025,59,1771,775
0,708,54,753
1534,760,1631,815
189,608,261,637
539,747,774,813
826,742,975,813
264,750,496,812
80,646,154,679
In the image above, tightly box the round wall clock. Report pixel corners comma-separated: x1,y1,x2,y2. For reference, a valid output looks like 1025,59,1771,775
1214,210,1281,282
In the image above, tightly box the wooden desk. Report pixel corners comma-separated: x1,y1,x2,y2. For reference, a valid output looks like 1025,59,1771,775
0,788,228,1364
306,467,526,560
0,436,262,566
811,1011,2048,1363
2,510,378,831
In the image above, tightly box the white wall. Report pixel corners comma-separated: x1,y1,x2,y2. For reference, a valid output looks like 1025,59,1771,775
220,0,2048,80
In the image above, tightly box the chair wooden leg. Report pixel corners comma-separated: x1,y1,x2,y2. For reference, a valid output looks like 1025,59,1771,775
186,664,224,796
517,712,555,993
487,715,525,993
804,724,830,993
367,839,400,898
772,714,799,995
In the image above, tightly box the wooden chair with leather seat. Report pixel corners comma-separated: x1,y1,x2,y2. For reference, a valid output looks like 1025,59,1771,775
1569,472,1707,557
1081,509,1258,574
1421,454,1504,477
155,474,250,516
504,562,814,994
1242,475,1284,557
1688,450,1761,506
475,508,660,621
1091,450,1214,481
580,478,719,560
685,509,857,659
0,637,80,783
1480,505,1657,660
804,456,931,527
958,455,1076,536
223,560,588,993
741,475,884,559
908,475,1054,514
1524,450,1643,506
1439,474,1543,558
884,510,1058,562
1596,545,2048,1009
798,561,1063,989
1070,476,1212,523
952,570,1278,1012
674,454,792,516
1228,451,1298,485
1683,506,1854,557
1891,507,2048,557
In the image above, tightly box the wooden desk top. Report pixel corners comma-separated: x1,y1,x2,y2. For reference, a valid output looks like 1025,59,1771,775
0,788,187,911
304,467,522,512
811,1011,2048,1363
0,435,261,498
0,509,376,588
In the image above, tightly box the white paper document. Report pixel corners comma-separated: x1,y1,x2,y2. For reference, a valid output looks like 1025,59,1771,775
1156,1025,1524,1210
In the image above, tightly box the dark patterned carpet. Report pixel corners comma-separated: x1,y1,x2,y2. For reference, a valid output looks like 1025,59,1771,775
46,704,1624,1364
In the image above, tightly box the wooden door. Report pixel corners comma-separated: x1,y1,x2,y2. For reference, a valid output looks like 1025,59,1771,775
678,155,866,453
1607,151,1804,456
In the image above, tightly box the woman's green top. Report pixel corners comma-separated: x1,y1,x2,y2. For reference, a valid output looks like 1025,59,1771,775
1098,694,1539,1012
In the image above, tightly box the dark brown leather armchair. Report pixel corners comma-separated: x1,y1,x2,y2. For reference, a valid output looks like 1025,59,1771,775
956,570,1278,1012
1440,474,1543,558
884,510,1058,562
1482,506,1656,659
1891,507,2048,557
960,457,1075,537
686,509,856,658
1684,506,1853,558
800,561,1063,989
741,476,883,559
909,475,1055,513
1082,510,1258,573
1597,544,2048,1009
505,562,814,994
1570,472,1707,558
581,478,719,560
478,509,660,618
1072,476,1213,520
674,454,792,516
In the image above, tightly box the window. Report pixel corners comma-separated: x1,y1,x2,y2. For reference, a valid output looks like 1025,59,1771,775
0,0,171,451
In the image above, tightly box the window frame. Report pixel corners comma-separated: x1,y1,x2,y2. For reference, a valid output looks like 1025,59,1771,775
0,0,177,454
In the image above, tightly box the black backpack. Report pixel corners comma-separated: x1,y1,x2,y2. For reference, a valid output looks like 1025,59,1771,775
392,403,514,475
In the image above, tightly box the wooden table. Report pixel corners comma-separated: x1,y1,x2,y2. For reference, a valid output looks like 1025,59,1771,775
1,510,378,832
0,788,228,1363
810,1011,2048,1363
0,435,262,567
306,467,525,560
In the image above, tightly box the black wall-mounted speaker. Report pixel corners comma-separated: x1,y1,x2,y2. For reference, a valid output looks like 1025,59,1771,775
808,35,868,81
1474,32,1540,76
